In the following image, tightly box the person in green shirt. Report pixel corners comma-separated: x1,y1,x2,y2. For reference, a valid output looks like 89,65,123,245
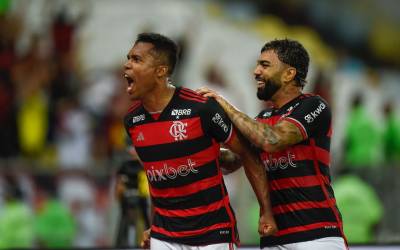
0,176,34,248
333,174,383,243
344,94,384,169
34,177,76,248
383,101,400,164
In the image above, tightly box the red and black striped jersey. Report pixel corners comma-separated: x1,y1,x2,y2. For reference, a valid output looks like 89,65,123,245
257,94,345,247
124,87,239,246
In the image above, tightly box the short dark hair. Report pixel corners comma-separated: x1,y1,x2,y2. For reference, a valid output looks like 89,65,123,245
135,32,178,76
261,39,309,87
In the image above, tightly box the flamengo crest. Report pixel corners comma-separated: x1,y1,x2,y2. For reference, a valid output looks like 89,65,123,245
169,121,188,141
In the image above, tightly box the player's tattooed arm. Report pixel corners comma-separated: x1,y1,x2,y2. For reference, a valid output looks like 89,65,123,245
226,131,277,236
197,87,304,152
226,104,303,152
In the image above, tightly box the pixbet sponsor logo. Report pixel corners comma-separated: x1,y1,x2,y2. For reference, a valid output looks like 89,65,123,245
263,151,296,171
146,159,198,182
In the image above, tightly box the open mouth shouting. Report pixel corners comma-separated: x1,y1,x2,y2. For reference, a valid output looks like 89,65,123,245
124,73,134,85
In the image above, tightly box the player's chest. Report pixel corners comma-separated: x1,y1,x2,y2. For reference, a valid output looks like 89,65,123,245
129,116,204,147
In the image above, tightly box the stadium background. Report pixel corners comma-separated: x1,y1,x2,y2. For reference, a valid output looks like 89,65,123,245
0,0,399,249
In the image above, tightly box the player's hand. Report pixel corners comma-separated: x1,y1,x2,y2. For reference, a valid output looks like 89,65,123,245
258,212,278,237
196,87,230,110
196,86,219,99
140,228,151,249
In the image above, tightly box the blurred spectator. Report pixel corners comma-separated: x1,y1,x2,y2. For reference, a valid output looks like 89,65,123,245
12,36,52,158
0,71,19,158
343,93,384,169
96,68,131,161
34,175,76,248
0,14,20,158
55,97,92,169
383,101,400,165
0,175,34,248
58,172,106,247
333,174,383,243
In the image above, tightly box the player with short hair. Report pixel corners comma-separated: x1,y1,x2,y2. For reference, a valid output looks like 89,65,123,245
198,39,348,250
123,33,277,250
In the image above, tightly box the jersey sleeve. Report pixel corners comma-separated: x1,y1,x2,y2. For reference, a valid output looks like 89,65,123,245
124,114,132,138
201,98,234,143
282,96,331,139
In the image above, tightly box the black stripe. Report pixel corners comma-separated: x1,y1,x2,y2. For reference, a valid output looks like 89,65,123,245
136,136,212,162
274,208,338,230
267,160,316,180
319,163,331,179
324,184,336,199
153,185,224,210
267,160,331,181
271,185,326,206
313,136,330,151
153,207,231,232
150,161,218,189
151,226,234,245
298,137,330,151
261,227,342,247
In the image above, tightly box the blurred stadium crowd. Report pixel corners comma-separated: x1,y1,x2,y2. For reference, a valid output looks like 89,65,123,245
0,0,399,248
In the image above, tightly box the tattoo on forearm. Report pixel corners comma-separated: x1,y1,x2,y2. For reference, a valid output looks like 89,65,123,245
224,102,280,149
264,127,279,145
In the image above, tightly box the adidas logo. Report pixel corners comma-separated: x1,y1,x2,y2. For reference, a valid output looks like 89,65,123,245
136,132,145,141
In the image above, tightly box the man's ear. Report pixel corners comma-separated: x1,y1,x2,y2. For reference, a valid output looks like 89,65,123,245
283,67,296,83
156,65,169,78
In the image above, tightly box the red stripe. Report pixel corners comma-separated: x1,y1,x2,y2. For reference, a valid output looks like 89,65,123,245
150,175,221,198
179,94,207,103
142,144,219,171
223,126,235,145
272,198,337,214
256,115,281,126
327,124,333,137
130,117,204,147
302,93,315,98
181,87,207,96
276,222,340,236
127,101,141,113
295,145,330,166
154,196,228,217
270,175,328,191
151,222,232,238
283,117,307,140
180,88,207,101
310,139,348,247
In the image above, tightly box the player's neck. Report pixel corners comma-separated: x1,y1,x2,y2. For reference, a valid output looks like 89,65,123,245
142,84,176,113
271,84,302,109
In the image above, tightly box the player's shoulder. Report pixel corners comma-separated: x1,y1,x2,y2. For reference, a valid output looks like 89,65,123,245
300,93,328,104
296,93,330,110
294,93,331,122
177,87,217,113
178,87,208,104
124,101,145,127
